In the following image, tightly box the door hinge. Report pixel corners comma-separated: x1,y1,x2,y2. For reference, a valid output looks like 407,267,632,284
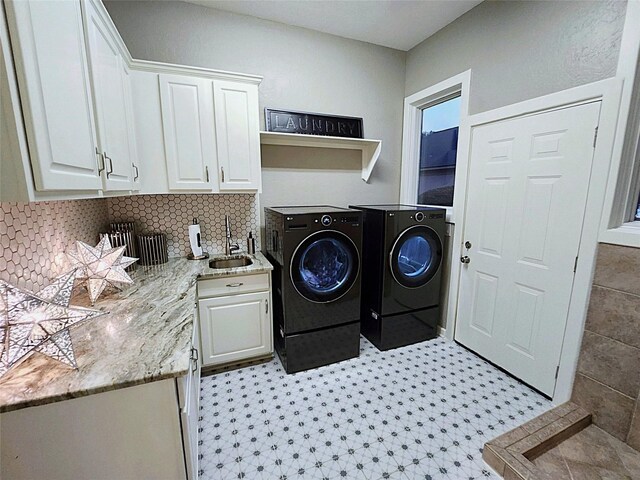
593,126,599,148
555,365,560,379
573,256,579,273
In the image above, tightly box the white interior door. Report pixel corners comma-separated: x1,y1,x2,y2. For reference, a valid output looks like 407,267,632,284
455,101,601,396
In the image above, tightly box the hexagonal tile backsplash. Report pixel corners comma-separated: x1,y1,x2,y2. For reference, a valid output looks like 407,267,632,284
1,194,260,291
0,199,109,291
107,194,261,258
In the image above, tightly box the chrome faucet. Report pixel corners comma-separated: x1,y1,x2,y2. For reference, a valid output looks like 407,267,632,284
224,215,240,255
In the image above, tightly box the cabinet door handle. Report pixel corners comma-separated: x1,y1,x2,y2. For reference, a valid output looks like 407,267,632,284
221,166,225,182
265,299,269,314
133,163,139,181
225,282,243,288
205,166,210,182
105,153,113,178
96,148,105,175
190,347,199,372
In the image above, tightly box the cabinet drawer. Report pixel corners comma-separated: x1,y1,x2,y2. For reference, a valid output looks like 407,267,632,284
198,273,269,298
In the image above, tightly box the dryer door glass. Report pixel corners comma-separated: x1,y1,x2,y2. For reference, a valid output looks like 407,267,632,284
291,231,360,303
390,225,442,288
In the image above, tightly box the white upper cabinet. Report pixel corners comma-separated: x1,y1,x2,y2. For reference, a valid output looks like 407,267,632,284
83,0,134,191
122,65,141,191
2,0,262,200
159,74,218,191
214,80,261,192
4,0,102,192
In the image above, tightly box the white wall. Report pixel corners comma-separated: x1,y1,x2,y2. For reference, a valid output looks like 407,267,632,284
405,0,627,115
104,1,406,211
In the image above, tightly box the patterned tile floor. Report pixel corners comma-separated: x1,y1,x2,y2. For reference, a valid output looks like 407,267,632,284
199,337,551,480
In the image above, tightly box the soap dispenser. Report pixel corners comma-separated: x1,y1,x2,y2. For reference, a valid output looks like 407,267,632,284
247,232,256,254
187,218,209,260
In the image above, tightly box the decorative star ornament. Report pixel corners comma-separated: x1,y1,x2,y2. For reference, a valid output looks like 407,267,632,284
0,270,105,377
68,236,138,305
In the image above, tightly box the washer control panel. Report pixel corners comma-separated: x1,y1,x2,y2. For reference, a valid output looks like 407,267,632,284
410,211,445,221
285,212,361,230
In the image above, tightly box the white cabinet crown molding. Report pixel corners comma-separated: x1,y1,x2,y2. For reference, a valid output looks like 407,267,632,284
259,131,382,183
130,59,263,85
89,0,262,85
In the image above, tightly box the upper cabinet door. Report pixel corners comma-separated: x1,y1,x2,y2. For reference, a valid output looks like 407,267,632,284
159,74,217,191
5,0,102,191
213,80,261,192
122,63,141,191
84,0,133,191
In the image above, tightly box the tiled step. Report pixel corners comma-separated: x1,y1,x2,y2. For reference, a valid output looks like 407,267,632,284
483,401,591,479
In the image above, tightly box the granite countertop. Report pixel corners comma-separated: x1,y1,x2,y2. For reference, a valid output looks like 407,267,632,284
0,252,272,413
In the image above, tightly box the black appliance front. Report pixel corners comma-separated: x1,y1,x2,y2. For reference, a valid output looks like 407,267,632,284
265,206,363,373
350,204,446,351
365,307,439,351
385,221,444,314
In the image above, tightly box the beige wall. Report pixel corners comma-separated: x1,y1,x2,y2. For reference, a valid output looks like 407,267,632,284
571,243,640,449
104,1,406,211
405,0,627,115
104,0,629,209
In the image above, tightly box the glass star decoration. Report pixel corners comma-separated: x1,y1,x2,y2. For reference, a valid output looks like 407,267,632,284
0,270,105,377
68,236,138,305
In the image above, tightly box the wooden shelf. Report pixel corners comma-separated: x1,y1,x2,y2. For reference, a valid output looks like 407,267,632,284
260,131,381,183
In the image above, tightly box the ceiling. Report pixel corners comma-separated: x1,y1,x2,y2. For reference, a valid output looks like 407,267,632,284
182,0,482,51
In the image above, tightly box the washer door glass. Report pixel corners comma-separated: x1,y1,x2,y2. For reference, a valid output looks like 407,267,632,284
390,226,442,288
291,231,359,303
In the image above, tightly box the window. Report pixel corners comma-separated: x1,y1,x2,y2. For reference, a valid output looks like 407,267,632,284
417,95,461,207
636,191,640,221
400,70,470,223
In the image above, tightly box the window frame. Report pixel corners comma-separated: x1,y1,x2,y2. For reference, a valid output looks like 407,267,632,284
599,0,640,248
400,71,471,224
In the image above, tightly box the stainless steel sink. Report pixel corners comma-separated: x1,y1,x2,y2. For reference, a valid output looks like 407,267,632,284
209,256,253,269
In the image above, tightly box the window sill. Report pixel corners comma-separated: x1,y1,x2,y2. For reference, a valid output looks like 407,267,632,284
599,221,640,248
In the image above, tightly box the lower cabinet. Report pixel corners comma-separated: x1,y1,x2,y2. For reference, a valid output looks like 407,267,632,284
178,309,201,479
1,379,191,480
198,276,273,367
0,315,201,480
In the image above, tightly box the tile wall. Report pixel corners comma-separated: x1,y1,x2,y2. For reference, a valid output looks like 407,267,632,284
0,194,261,292
107,194,261,258
571,243,640,450
0,200,109,291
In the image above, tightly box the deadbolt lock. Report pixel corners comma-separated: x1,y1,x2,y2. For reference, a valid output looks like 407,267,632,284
464,241,472,249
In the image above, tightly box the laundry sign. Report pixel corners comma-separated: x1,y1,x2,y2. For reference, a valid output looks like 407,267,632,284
265,109,363,138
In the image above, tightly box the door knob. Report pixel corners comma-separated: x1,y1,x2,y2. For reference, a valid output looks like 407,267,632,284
460,256,471,264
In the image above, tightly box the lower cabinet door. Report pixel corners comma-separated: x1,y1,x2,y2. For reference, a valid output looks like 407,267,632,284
179,309,201,480
199,291,271,366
